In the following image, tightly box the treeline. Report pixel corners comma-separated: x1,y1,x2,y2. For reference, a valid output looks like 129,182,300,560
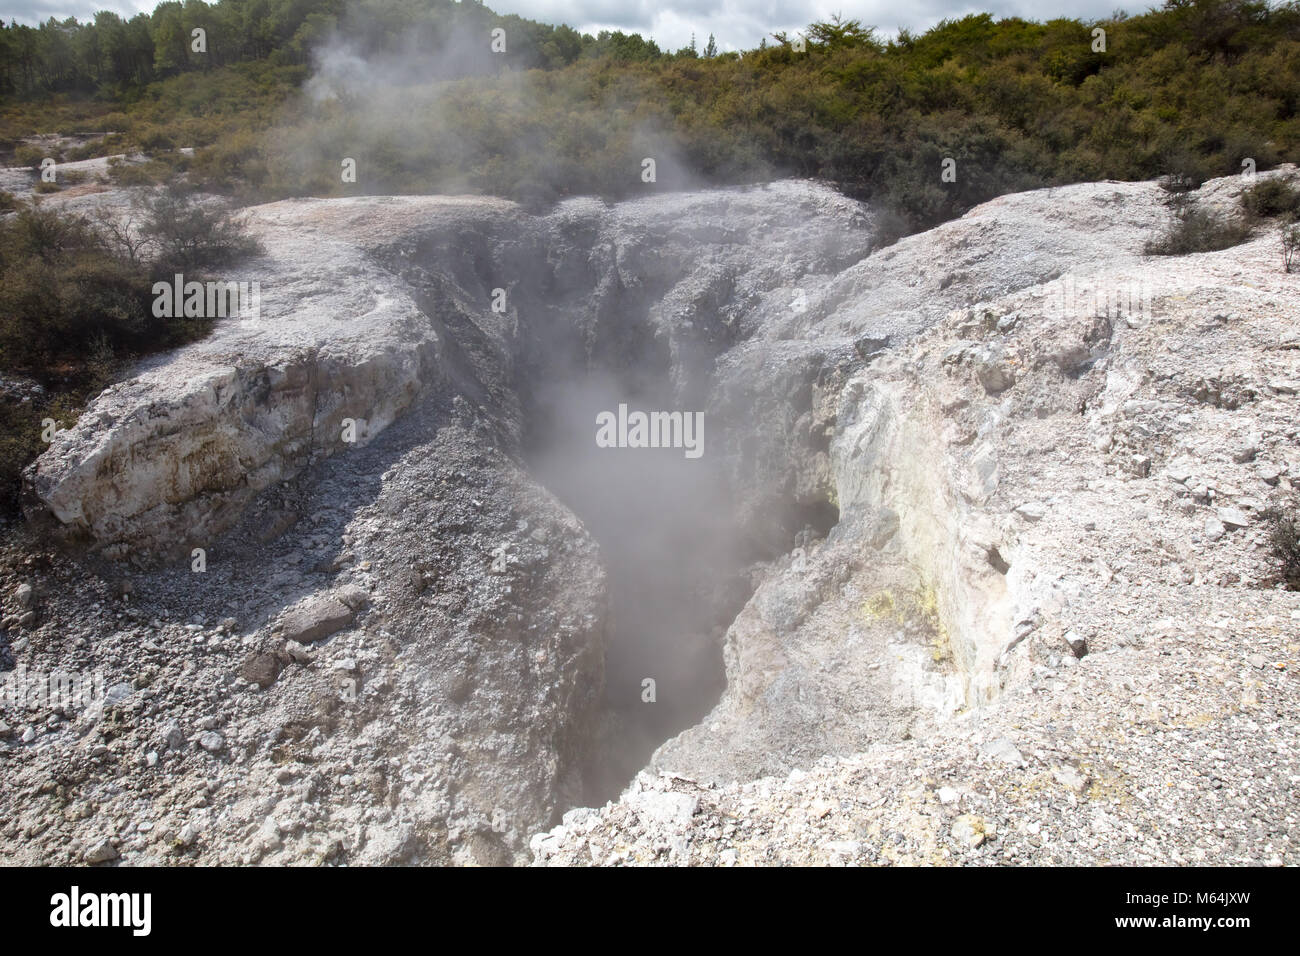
4,0,1300,237
204,0,1298,236
0,0,718,97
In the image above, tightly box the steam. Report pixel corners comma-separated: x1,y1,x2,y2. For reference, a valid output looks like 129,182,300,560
527,368,751,800
286,3,763,799
273,3,706,202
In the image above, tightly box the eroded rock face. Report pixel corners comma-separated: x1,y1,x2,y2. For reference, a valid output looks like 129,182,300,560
7,168,1300,867
536,167,1300,867
4,181,884,864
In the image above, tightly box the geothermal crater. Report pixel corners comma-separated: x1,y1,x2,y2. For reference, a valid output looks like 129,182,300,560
11,170,1297,866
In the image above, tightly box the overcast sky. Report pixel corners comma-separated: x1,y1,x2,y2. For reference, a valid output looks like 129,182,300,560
3,0,1139,52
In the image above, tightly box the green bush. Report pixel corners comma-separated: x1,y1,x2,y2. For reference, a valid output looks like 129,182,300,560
136,185,264,273
1145,207,1253,256
1283,222,1300,273
12,144,47,169
1241,179,1300,220
1266,505,1300,589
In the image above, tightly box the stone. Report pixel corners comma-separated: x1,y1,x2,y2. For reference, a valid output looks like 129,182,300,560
12,583,34,609
198,731,225,753
977,361,1016,395
981,737,1025,767
278,595,355,644
1015,501,1046,523
284,640,313,664
1052,766,1088,792
626,790,698,828
238,651,288,689
952,815,988,848
1216,507,1251,530
334,584,370,610
1204,516,1226,542
1127,455,1152,478
83,840,119,864
1257,462,1282,485
937,786,960,805
162,724,185,751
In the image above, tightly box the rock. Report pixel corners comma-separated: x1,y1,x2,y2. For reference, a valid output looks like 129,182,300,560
334,585,370,610
83,840,119,864
0,720,9,737
1126,454,1152,478
981,737,1025,767
278,595,356,644
1014,501,1046,523
238,651,288,689
1216,507,1251,530
1257,462,1282,485
162,724,185,751
977,361,1016,395
1204,516,1226,541
1063,631,1089,658
1052,766,1088,792
21,726,36,743
626,790,698,828
198,731,225,753
825,840,862,859
937,786,960,805
12,583,34,609
284,640,314,663
952,815,988,848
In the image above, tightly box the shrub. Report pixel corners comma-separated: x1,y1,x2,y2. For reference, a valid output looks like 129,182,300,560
136,184,264,272
1283,222,1300,273
1241,179,1300,220
1266,505,1300,589
1145,207,1252,256
12,144,47,169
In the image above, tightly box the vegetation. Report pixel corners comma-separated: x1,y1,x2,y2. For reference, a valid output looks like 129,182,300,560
1284,221,1300,271
0,0,1297,234
1144,204,1253,255
1266,503,1300,588
1241,178,1300,219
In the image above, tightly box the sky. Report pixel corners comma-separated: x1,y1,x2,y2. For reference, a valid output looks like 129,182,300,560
2,0,1140,53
